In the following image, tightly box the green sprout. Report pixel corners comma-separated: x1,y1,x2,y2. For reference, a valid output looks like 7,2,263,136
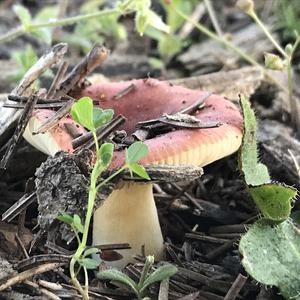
97,255,178,300
58,96,150,300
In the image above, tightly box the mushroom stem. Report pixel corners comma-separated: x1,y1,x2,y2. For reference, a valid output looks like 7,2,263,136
93,182,164,268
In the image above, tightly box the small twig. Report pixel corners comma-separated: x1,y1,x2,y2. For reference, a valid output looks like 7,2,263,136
2,192,36,222
158,279,169,300
47,61,69,99
171,182,204,211
64,123,82,139
0,95,38,169
204,0,223,37
224,274,247,300
4,102,66,109
45,242,73,256
205,238,238,261
0,262,66,292
15,43,68,96
179,92,211,114
24,280,62,300
112,83,136,100
74,115,126,151
16,254,70,271
7,94,68,104
137,93,212,132
15,233,29,259
92,243,131,251
38,279,64,292
55,44,109,98
185,233,229,243
34,98,75,134
179,3,205,39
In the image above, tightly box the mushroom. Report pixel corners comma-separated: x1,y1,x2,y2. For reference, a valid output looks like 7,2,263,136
23,79,243,267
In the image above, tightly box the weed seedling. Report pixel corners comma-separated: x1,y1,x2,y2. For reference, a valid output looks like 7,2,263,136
97,255,177,300
58,96,151,300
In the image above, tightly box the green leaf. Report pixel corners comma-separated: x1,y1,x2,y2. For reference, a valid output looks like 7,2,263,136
73,214,84,233
146,10,170,34
97,269,138,295
98,143,114,168
239,219,300,299
13,4,32,27
238,95,297,223
135,12,149,36
78,258,100,269
71,97,95,131
57,213,74,225
125,142,149,164
93,108,114,128
249,183,296,223
238,95,271,186
128,163,150,180
84,247,99,257
140,264,178,292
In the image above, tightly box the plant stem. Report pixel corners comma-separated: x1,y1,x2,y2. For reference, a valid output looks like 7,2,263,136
71,225,82,245
286,58,300,138
70,255,88,299
249,11,287,58
83,266,89,296
0,26,23,44
96,166,126,191
0,7,130,44
93,131,99,158
69,131,101,300
137,256,153,293
33,8,119,29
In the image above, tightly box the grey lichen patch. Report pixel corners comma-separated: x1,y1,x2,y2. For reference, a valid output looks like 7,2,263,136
35,151,91,243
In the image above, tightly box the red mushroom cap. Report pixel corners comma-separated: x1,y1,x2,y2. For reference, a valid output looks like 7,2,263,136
24,78,243,168
82,78,243,168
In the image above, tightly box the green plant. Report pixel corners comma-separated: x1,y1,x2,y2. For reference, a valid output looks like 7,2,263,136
58,96,151,300
145,0,196,64
238,94,297,223
237,0,300,138
97,255,178,300
238,95,299,298
0,0,169,45
63,1,128,53
239,219,300,300
275,0,300,41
